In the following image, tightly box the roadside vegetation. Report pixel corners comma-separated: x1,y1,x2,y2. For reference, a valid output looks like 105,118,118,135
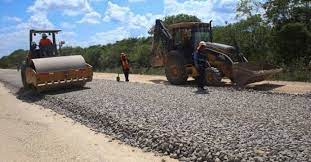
0,0,310,81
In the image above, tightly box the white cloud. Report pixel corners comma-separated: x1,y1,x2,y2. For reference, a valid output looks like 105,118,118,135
60,22,77,29
90,0,106,2
103,2,131,22
90,27,130,45
4,16,22,23
28,12,55,29
28,0,101,24
63,10,81,16
128,0,145,2
58,31,78,45
78,11,102,24
28,0,93,14
0,0,242,57
0,0,102,56
0,11,55,57
0,30,28,56
103,1,162,29
164,0,237,25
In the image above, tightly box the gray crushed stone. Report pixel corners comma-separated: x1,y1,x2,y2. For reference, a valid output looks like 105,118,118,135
4,79,311,162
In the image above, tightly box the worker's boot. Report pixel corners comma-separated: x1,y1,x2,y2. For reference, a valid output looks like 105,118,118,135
197,87,208,94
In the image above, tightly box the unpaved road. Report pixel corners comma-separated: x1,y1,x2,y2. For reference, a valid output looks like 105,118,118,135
0,69,310,162
94,72,311,95
0,83,175,161
2,69,310,95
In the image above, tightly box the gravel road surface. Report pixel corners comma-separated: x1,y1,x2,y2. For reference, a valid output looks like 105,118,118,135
0,82,176,162
0,69,310,162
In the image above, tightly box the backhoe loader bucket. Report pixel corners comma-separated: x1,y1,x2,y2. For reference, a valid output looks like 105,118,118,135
232,62,282,86
23,55,93,92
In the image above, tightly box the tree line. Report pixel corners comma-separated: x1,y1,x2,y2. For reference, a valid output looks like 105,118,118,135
0,0,310,81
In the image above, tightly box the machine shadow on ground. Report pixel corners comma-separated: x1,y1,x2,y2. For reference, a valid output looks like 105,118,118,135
149,78,285,92
15,86,90,103
246,83,285,91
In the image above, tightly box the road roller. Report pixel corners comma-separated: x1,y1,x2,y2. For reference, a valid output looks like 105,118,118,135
21,29,93,92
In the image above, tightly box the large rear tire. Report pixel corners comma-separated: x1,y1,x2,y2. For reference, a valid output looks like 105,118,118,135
165,51,188,85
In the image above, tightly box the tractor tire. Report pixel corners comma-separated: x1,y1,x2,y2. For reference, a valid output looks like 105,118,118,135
21,64,31,89
165,51,188,85
205,67,222,86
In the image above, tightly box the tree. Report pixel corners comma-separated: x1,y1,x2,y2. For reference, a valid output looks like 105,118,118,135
263,0,311,65
213,15,273,62
149,14,201,34
83,45,103,70
264,0,311,28
236,0,263,18
163,14,201,26
0,49,27,68
276,23,311,64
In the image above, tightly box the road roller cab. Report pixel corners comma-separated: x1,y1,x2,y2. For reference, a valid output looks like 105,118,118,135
21,29,93,92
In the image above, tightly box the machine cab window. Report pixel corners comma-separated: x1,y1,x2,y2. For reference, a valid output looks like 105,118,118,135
192,27,210,48
29,30,62,59
172,28,192,49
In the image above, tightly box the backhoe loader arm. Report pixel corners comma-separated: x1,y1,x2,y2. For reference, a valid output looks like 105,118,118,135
150,19,173,67
152,19,172,50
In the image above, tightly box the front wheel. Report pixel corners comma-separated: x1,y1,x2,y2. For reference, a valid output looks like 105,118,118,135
205,67,222,86
165,51,188,85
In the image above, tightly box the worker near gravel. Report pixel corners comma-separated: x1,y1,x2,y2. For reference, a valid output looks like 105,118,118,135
120,52,130,82
193,41,209,92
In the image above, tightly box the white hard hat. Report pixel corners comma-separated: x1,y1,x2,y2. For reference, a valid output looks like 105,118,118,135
42,33,47,37
199,41,206,46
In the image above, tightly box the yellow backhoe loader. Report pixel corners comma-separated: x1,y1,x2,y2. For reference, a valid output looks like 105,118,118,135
21,29,93,92
151,20,282,86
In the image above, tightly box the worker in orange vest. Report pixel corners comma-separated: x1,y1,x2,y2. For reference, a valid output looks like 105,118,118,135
39,33,53,57
39,33,52,47
120,53,130,82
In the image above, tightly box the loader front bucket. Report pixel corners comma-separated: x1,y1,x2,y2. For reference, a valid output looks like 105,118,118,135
232,62,282,86
27,55,93,92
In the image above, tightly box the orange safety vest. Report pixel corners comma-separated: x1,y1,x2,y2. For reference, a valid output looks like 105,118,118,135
39,38,52,46
120,55,129,70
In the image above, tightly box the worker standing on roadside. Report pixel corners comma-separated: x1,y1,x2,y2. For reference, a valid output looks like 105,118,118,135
120,53,130,82
193,41,208,92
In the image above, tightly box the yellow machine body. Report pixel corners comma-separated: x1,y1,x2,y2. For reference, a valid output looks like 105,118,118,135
23,55,93,92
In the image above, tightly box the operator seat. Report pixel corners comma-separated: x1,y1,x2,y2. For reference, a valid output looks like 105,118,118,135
40,44,54,57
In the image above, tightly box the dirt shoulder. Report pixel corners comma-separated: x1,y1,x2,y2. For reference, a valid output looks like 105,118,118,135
94,72,311,95
0,82,177,162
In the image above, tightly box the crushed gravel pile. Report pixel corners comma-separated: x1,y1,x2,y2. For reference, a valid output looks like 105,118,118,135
12,80,311,162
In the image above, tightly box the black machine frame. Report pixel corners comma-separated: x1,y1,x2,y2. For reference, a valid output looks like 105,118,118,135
29,29,62,57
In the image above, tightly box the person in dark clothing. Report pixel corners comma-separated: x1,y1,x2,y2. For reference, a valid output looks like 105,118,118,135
193,41,208,92
120,53,130,82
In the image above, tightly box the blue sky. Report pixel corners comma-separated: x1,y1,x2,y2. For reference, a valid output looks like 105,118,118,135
0,0,239,57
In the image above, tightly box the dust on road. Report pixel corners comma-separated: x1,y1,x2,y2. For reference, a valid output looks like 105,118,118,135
0,82,177,162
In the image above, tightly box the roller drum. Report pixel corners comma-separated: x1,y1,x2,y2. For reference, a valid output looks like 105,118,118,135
31,55,87,73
